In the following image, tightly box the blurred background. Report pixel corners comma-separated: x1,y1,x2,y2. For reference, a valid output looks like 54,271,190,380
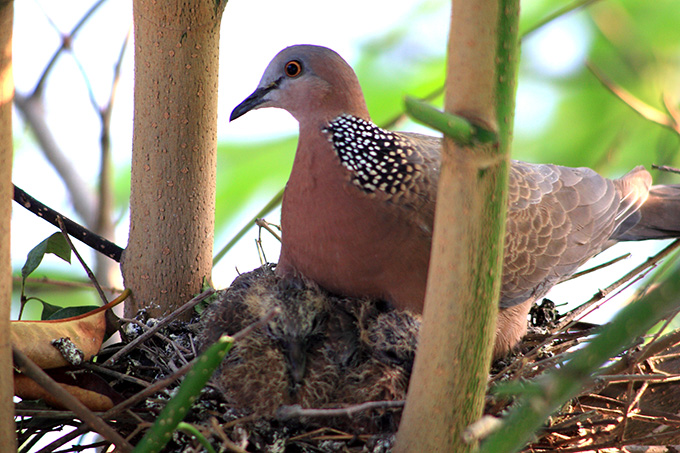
10,0,680,323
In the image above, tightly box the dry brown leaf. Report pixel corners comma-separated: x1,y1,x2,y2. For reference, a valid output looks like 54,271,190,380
14,373,114,412
11,290,129,369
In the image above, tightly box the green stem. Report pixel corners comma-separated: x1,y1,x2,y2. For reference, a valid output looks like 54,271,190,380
177,422,216,453
404,96,497,145
132,335,234,453
521,0,601,37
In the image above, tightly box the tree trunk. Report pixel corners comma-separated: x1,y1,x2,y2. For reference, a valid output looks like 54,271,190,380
395,0,519,451
123,0,226,318
0,0,17,448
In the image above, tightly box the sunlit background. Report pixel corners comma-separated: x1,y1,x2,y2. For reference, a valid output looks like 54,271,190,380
10,0,680,328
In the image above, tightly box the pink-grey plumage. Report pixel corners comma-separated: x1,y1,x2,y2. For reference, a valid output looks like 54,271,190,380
230,44,680,357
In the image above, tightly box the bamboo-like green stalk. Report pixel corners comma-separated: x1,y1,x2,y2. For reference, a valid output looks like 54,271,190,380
132,335,234,453
394,0,520,451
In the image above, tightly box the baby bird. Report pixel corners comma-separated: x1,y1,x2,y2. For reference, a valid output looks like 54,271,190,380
198,267,422,427
198,266,336,414
341,309,420,403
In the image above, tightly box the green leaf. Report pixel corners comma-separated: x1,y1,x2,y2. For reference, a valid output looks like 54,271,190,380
21,297,62,321
21,233,72,280
48,305,102,320
38,299,65,320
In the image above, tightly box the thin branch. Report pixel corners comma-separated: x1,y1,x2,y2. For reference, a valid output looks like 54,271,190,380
102,288,215,366
625,309,680,374
13,95,96,224
96,27,131,236
564,253,631,282
522,0,602,38
31,0,109,97
13,347,132,452
213,188,283,266
16,275,122,292
277,400,405,421
652,164,680,175
601,327,680,377
119,317,192,356
82,362,151,388
209,417,249,453
597,373,680,384
56,216,108,304
662,93,680,128
557,239,680,330
13,185,124,262
587,62,680,136
255,218,281,242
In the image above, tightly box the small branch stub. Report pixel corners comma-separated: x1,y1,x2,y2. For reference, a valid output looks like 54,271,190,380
404,96,497,145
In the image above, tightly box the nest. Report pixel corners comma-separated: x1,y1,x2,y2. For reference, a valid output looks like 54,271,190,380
15,243,680,452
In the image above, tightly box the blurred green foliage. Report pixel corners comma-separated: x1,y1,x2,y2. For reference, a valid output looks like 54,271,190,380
516,0,680,176
215,137,295,231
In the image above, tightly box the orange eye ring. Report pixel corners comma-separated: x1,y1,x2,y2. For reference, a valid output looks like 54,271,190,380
284,60,302,78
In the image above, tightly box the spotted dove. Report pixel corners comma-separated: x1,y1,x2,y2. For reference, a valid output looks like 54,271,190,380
230,45,680,358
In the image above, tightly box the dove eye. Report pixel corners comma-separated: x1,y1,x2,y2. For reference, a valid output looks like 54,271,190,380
285,60,302,78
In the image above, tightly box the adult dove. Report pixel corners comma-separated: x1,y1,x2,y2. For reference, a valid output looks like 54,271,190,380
230,45,680,357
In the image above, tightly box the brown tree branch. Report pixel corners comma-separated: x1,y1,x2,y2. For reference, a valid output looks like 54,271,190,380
0,1,16,448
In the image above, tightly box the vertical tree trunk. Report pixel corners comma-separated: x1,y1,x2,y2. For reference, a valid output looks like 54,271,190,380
395,0,519,451
123,0,226,318
0,0,16,448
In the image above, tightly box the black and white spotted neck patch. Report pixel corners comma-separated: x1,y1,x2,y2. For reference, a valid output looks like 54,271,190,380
323,114,418,195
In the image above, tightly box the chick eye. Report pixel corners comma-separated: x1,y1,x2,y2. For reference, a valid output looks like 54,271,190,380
284,60,302,78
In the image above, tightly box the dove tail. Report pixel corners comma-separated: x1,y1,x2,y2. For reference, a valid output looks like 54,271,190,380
615,184,680,241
